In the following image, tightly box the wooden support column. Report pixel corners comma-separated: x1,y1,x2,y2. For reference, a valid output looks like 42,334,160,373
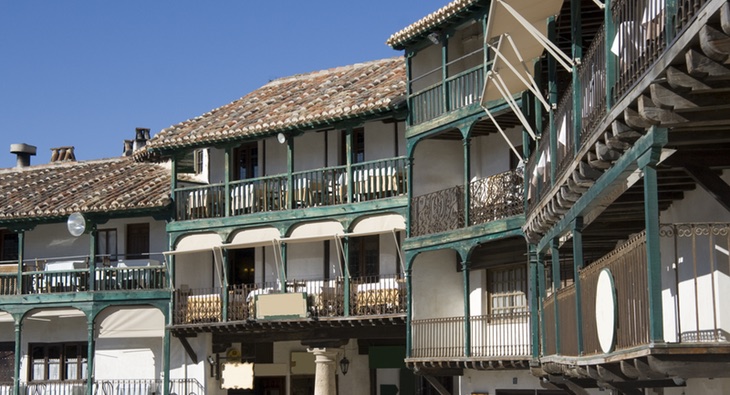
86,319,95,395
463,137,471,227
548,16,558,184
551,240,561,354
404,259,414,358
572,217,585,355
537,252,547,356
462,257,471,357
342,236,351,317
571,0,582,154
345,128,353,204
88,224,97,291
605,0,616,109
162,309,171,395
529,246,540,359
280,243,288,293
405,145,415,238
13,320,21,395
639,146,664,343
287,136,294,209
224,147,231,216
221,248,229,321
441,33,449,113
16,231,23,295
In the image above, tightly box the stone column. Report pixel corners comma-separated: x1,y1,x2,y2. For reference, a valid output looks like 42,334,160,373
309,348,339,395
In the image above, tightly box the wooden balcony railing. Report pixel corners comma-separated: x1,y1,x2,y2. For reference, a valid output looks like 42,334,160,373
0,255,166,296
411,312,531,359
411,170,524,237
526,0,710,215
174,157,409,221
174,274,406,325
410,65,484,125
0,379,204,395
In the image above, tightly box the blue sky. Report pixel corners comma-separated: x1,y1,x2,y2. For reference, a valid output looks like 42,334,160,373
0,1,445,169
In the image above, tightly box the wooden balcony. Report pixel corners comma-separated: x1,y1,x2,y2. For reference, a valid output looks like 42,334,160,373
0,255,167,296
173,274,406,326
0,379,204,395
409,312,531,364
543,223,730,360
174,157,408,221
410,169,524,237
409,65,484,126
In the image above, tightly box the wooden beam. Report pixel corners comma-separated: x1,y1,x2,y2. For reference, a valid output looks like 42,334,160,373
682,164,730,212
176,335,199,365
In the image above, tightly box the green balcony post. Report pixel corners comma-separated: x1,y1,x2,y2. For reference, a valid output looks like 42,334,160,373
162,307,171,395
88,224,97,291
280,243,288,293
13,320,21,395
571,0,583,154
639,138,665,343
345,127,353,203
665,0,678,43
221,248,229,322
342,236,351,317
605,0,616,109
86,319,95,395
225,147,231,216
529,246,540,359
463,136,471,227
548,16,558,185
405,253,414,358
442,32,449,113
537,252,546,356
16,231,23,295
462,256,471,357
287,136,294,209
551,240,561,354
572,217,584,355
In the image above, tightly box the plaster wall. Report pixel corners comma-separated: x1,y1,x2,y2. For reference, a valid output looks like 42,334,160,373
659,171,730,343
208,147,226,184
410,43,441,93
169,333,211,394
470,126,521,180
411,249,463,319
412,139,463,196
175,250,216,289
23,217,166,262
458,369,602,395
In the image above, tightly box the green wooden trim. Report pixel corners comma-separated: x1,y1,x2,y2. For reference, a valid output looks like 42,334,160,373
88,225,97,291
342,236,350,316
571,0,582,154
221,248,229,321
462,258,471,357
572,217,584,355
171,156,178,196
403,216,524,256
442,34,449,113
406,156,414,239
548,16,558,185
16,231,23,296
605,0,616,109
287,137,294,210
13,322,20,395
346,127,354,203
405,267,413,358
86,321,95,395
537,252,546,356
551,240,560,354
529,246,539,359
224,147,231,217
665,0,678,44
463,137,471,227
163,326,171,395
640,149,664,342
535,127,668,252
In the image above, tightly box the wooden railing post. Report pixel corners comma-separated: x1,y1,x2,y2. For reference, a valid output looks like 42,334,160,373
572,217,585,355
461,257,471,358
551,240,561,354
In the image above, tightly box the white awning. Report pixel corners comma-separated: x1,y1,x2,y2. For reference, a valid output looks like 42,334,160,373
349,214,406,237
225,227,282,249
96,306,164,338
165,233,223,255
280,221,345,244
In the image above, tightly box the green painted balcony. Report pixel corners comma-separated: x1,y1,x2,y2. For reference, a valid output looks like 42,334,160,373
173,157,409,221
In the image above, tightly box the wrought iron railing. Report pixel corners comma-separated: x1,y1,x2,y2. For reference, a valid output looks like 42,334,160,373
0,379,206,395
469,170,524,226
411,170,524,237
579,26,607,146
554,80,575,177
411,312,530,359
174,274,405,325
175,157,408,221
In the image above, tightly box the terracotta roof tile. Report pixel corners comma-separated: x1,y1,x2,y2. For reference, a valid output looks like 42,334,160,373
0,157,171,222
386,0,482,49
138,57,406,159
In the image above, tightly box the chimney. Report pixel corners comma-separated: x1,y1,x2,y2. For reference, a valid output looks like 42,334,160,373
133,128,150,151
50,146,76,163
122,139,134,157
10,143,37,168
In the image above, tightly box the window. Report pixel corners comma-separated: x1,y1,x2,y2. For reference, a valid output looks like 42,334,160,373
0,343,13,384
348,235,379,279
487,265,527,316
229,248,255,285
193,149,205,175
96,229,118,262
234,142,259,180
29,343,87,382
126,223,149,260
0,231,18,262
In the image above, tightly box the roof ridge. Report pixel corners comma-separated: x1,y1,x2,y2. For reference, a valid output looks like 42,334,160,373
264,57,402,87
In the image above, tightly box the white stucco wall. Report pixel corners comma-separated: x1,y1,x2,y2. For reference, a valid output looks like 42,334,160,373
412,139,463,196
470,125,522,180
659,170,730,343
411,249,463,320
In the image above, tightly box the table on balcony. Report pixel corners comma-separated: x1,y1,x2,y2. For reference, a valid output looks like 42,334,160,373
43,260,87,292
336,167,403,202
354,277,404,315
184,293,222,323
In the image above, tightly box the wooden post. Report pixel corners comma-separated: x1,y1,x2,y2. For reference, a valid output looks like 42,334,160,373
345,127,353,203
342,236,351,317
529,246,540,359
162,308,171,395
462,256,471,357
548,16,558,185
13,320,21,395
86,319,95,395
221,248,229,322
571,0,583,154
605,0,616,109
405,259,414,358
88,224,97,291
16,231,23,295
572,217,584,355
463,137,471,227
224,147,231,217
551,240,561,354
537,252,546,356
287,136,294,209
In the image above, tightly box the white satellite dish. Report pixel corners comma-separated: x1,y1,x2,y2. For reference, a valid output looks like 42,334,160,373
67,212,87,237
277,133,287,144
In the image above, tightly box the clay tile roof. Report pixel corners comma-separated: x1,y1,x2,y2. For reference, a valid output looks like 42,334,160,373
386,0,482,49
137,57,406,160
0,156,171,223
